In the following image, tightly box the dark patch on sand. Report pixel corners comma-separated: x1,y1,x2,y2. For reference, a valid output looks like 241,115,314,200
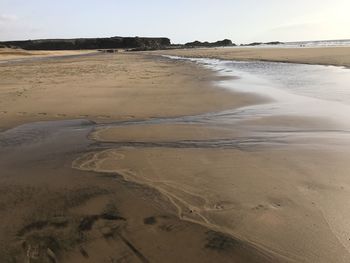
144,216,157,225
79,247,89,258
205,230,240,251
18,220,49,236
100,203,125,221
78,215,100,231
18,217,69,236
78,210,126,232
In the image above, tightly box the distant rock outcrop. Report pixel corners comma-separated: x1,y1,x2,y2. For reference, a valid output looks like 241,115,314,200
185,39,235,47
265,41,284,45
241,42,263,46
0,37,171,51
240,41,284,46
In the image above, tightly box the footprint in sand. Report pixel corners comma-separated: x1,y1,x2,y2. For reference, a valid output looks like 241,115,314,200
37,112,48,116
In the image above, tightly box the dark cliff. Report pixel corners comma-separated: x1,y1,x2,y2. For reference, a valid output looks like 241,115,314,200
0,37,171,50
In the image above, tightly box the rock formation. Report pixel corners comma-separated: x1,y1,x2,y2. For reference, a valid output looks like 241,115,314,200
0,37,171,51
185,39,235,48
240,41,284,46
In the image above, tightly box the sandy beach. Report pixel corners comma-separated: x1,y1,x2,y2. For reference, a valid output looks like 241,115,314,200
1,46,350,262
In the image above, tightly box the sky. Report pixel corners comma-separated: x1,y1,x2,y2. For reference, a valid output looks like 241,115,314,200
0,0,349,44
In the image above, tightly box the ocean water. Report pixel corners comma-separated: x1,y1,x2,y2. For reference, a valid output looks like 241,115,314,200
286,39,350,48
233,39,350,48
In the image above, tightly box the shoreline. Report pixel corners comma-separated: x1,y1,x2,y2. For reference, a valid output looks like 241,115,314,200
3,46,350,68
150,46,350,68
1,48,350,262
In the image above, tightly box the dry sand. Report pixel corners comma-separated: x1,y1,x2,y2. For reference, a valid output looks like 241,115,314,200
1,47,350,262
0,48,95,61
0,52,258,130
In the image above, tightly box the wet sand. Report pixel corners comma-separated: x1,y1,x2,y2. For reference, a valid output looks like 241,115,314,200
0,52,280,262
1,48,350,262
76,118,350,263
0,120,279,263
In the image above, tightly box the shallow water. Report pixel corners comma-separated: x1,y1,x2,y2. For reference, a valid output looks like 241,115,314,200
164,56,350,132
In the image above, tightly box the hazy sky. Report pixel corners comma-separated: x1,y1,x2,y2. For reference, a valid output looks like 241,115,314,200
0,0,349,43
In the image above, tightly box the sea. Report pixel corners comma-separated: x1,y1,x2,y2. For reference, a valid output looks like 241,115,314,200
165,55,350,130
238,39,350,48
285,39,350,48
